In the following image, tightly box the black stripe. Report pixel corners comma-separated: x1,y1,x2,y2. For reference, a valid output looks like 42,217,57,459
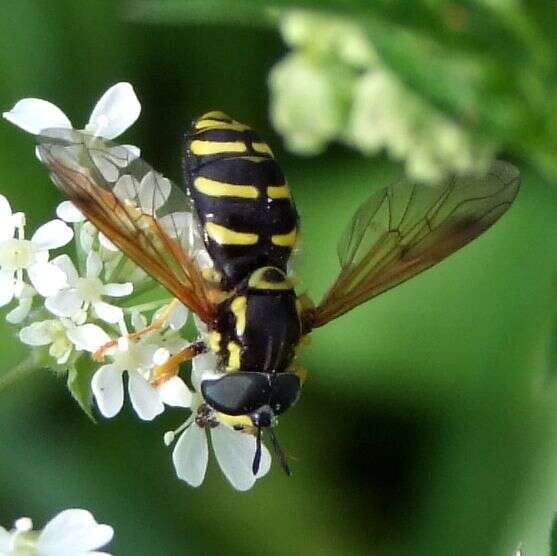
198,157,285,187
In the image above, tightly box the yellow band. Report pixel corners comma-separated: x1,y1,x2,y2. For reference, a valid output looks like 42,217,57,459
194,177,259,199
190,140,247,156
267,185,291,199
205,222,258,245
252,142,273,156
271,228,297,247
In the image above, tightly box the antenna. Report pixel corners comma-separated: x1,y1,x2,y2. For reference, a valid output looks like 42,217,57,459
252,426,262,475
269,428,291,476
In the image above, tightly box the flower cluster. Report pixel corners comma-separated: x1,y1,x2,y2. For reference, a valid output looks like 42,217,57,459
1,83,271,491
0,509,113,556
269,10,494,183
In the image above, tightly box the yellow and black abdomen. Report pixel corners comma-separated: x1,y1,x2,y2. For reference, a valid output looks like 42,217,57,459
184,112,298,289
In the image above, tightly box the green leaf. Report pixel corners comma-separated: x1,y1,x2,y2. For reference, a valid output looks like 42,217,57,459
67,356,97,423
125,0,280,27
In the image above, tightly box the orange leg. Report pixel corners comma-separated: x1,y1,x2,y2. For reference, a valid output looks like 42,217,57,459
93,299,181,361
151,342,206,387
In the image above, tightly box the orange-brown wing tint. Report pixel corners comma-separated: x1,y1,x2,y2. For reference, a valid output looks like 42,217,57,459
37,128,215,323
311,161,520,328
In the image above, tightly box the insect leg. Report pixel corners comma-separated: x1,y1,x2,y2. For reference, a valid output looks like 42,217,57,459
151,341,206,386
93,299,182,361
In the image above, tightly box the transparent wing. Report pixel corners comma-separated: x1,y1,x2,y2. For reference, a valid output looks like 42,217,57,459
310,161,520,328
36,128,215,322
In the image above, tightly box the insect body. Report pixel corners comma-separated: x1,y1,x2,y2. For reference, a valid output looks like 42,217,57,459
184,112,302,470
34,115,521,477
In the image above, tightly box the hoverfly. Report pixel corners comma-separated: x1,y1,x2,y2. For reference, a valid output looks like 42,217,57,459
34,111,520,476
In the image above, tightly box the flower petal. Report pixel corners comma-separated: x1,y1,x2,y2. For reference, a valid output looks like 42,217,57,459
3,98,72,135
102,282,133,297
192,351,218,392
113,174,138,202
31,219,73,250
211,425,268,491
138,171,171,214
85,82,141,139
86,250,103,279
67,323,111,352
127,371,164,421
122,144,141,158
173,424,208,487
169,303,189,330
36,509,113,555
6,294,33,324
131,311,147,332
28,262,67,297
51,254,79,284
93,301,123,324
19,320,53,346
92,364,124,418
0,270,15,307
45,289,82,318
0,195,14,241
91,150,119,182
0,526,12,552
56,201,85,223
98,232,118,252
158,376,192,408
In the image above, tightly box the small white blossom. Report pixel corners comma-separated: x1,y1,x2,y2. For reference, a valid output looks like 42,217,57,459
3,82,140,141
269,54,344,154
5,283,35,324
0,509,113,556
19,319,110,365
45,252,132,325
91,310,191,421
56,201,85,224
167,351,272,491
56,202,118,252
0,195,72,307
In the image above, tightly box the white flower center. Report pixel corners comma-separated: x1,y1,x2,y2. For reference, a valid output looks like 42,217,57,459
76,276,104,302
113,343,150,374
0,238,37,270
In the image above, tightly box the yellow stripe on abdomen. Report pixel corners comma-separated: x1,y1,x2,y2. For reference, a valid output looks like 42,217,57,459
195,119,251,132
252,142,273,156
267,185,291,199
205,222,258,246
271,228,297,247
194,177,259,199
190,140,247,156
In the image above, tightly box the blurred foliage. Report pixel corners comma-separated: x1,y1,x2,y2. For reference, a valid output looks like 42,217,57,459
1,1,557,555
131,0,557,184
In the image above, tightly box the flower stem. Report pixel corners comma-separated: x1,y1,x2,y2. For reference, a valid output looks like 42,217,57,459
0,352,45,394
124,299,172,314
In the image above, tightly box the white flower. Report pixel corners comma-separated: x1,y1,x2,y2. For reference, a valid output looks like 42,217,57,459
5,283,35,324
0,509,113,556
166,351,272,491
0,195,72,306
45,252,132,324
269,53,343,154
56,202,118,252
3,82,141,141
19,319,110,365
91,310,191,421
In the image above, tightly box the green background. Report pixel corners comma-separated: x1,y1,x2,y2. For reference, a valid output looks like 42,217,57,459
1,1,557,555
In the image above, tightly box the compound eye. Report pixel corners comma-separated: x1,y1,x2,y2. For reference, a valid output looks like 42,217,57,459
270,373,301,415
201,372,271,416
